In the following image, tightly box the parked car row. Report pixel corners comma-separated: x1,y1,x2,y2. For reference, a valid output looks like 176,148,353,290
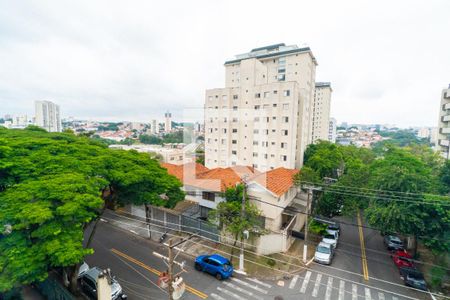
314,222,340,265
384,235,428,291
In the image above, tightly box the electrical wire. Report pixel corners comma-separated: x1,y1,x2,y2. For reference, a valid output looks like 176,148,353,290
110,209,450,271
100,213,449,299
99,216,442,300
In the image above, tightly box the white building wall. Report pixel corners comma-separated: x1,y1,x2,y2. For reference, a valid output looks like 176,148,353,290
437,86,450,158
312,83,332,143
35,100,61,132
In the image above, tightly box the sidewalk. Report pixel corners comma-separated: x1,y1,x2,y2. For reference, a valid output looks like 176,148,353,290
105,209,316,280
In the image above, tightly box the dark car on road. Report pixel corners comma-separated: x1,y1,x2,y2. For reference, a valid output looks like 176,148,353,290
195,254,233,280
384,235,404,251
399,267,427,291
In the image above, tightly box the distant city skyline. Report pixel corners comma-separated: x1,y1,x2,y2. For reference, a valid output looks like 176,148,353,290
0,1,449,127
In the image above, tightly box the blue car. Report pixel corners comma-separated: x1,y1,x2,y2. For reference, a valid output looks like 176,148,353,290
194,254,233,280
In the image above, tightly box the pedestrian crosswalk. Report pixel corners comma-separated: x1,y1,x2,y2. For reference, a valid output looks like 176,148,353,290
209,270,410,300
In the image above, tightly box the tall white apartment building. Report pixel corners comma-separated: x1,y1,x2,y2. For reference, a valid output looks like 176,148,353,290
328,117,337,143
437,85,450,158
35,100,61,132
164,112,172,133
312,82,332,143
151,119,159,135
204,43,317,171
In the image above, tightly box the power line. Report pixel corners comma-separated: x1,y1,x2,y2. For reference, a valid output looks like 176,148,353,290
299,180,450,203
101,216,443,300
110,209,449,271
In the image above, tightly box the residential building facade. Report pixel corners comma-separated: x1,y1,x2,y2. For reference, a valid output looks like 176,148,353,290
328,117,337,143
165,112,172,133
151,119,159,135
35,100,61,132
204,43,317,171
161,163,307,255
437,85,450,158
312,82,332,143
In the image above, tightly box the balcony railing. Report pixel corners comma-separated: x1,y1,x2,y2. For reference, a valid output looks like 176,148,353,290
439,139,450,147
440,127,450,134
443,115,450,122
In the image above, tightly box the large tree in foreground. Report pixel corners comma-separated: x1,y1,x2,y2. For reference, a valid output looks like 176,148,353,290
0,127,184,293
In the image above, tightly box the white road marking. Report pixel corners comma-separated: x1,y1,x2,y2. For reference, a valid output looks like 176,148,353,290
222,282,263,300
100,218,108,222
300,271,311,294
217,286,248,300
365,287,371,300
231,278,268,294
352,284,358,300
289,275,299,289
210,293,227,300
325,277,333,300
312,273,322,297
378,292,385,300
338,280,345,300
246,278,272,289
129,229,137,234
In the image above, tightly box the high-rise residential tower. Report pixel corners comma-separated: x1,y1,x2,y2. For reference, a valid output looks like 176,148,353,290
164,112,172,133
35,100,61,132
328,117,337,143
312,82,332,143
204,43,317,171
151,119,159,135
437,85,450,158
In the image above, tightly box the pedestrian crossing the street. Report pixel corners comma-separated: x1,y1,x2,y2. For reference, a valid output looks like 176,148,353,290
209,271,412,300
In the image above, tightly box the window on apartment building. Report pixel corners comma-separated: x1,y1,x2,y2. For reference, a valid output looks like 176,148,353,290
262,141,268,147
255,93,261,98
254,105,260,110
278,57,286,65
214,128,218,131
232,128,238,133
278,67,286,73
283,116,289,123
209,118,213,123
215,106,218,109
280,155,287,161
207,138,211,143
215,95,219,98
271,142,275,145
271,154,275,158
170,157,174,161
222,128,227,133
221,139,226,145
273,90,278,94
223,117,227,123
232,140,237,144
202,192,215,202
282,130,288,136
233,95,238,99
264,129,269,135
283,90,290,96
264,91,270,98
283,103,289,110
278,74,285,81
273,104,277,107
263,104,270,109
232,117,238,122
253,141,259,145
254,117,260,122
264,154,268,159
272,129,276,133
252,164,258,169
266,117,270,122
281,142,287,149
232,161,237,166
232,150,237,155
233,106,238,111
253,129,259,134
253,152,258,157
208,128,213,133
272,116,276,120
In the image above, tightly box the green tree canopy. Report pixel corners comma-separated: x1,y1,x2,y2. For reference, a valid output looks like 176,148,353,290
0,127,184,292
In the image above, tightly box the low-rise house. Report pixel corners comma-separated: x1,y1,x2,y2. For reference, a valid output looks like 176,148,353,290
161,163,306,255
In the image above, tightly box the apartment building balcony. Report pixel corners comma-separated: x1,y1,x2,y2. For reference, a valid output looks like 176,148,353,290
439,139,450,147
445,91,450,99
440,127,450,134
444,103,450,110
442,115,450,122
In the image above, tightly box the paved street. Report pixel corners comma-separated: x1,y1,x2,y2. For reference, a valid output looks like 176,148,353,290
84,214,432,300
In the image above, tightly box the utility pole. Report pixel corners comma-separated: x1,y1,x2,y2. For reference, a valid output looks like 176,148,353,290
167,240,174,300
237,177,247,274
303,187,313,263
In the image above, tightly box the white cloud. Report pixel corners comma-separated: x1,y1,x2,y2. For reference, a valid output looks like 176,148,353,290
0,0,449,126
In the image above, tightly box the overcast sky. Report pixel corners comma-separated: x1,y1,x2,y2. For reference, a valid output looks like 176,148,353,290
0,0,449,127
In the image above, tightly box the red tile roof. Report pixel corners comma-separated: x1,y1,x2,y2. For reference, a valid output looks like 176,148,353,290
251,167,299,197
161,162,209,182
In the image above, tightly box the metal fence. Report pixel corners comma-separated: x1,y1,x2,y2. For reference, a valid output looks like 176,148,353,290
130,204,219,242
36,277,75,300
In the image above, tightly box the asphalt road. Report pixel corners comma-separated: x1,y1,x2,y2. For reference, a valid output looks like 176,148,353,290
83,214,433,300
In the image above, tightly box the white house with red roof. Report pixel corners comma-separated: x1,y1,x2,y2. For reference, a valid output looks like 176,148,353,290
161,163,307,255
